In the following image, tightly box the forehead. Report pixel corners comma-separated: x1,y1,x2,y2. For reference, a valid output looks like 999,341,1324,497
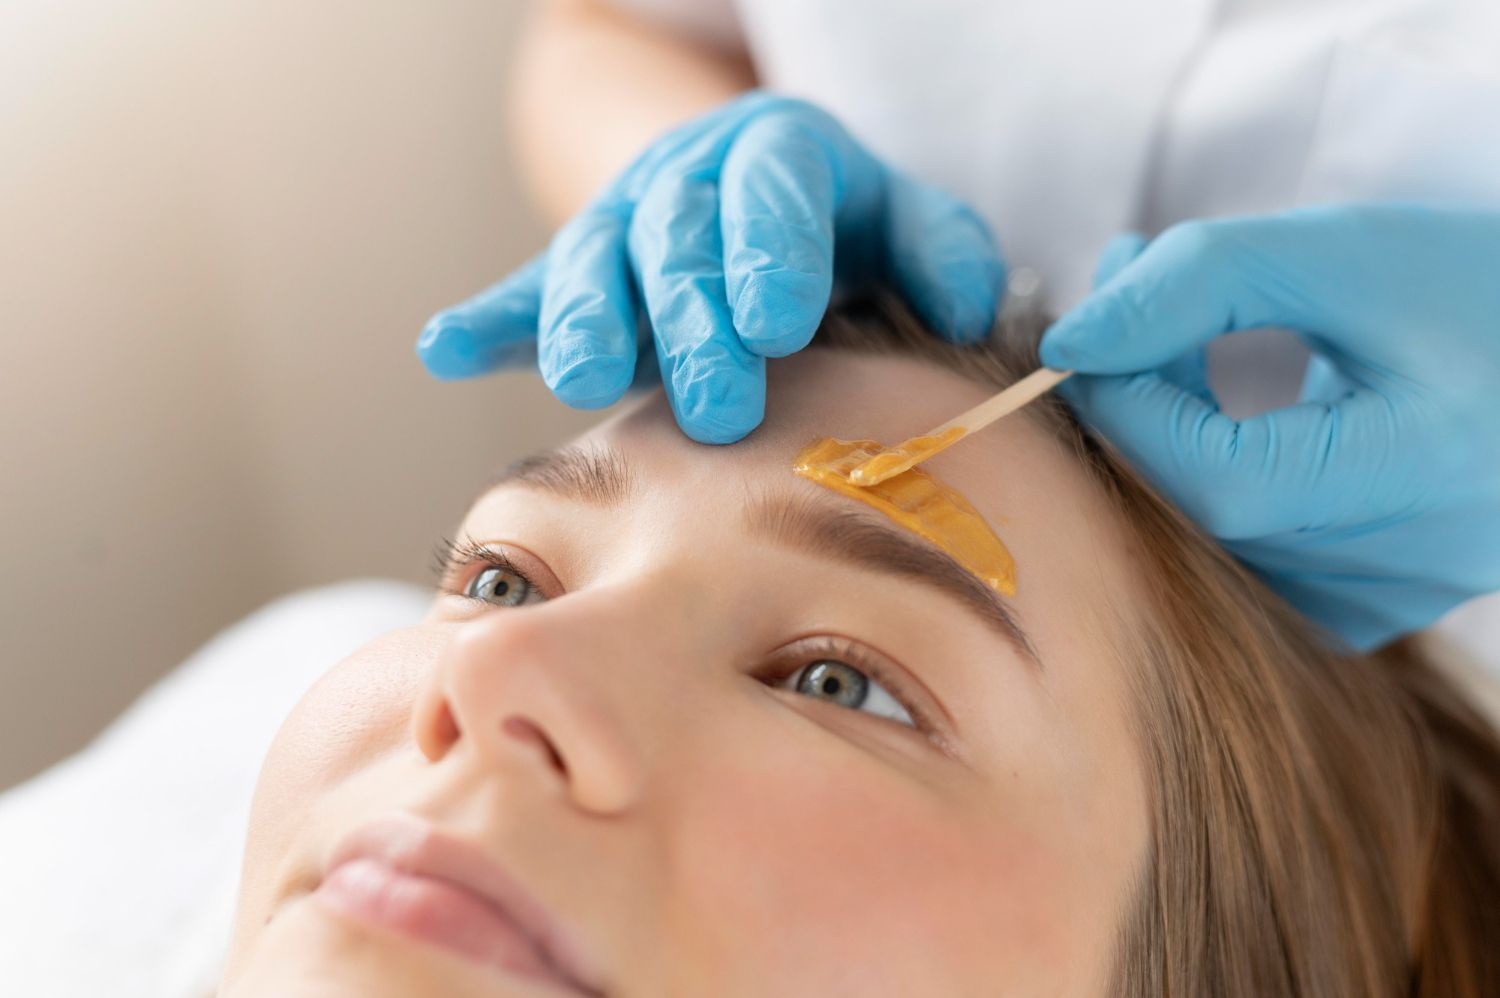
575,350,1143,649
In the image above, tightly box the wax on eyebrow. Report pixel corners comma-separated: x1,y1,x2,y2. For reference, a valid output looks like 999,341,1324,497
793,437,1017,595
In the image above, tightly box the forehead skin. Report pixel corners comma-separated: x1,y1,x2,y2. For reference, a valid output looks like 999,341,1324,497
606,347,1146,690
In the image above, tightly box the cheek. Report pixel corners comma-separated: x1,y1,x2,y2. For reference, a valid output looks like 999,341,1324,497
663,725,1047,987
263,628,434,790
238,628,441,901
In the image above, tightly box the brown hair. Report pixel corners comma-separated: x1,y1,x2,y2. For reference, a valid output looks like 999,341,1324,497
810,294,1500,997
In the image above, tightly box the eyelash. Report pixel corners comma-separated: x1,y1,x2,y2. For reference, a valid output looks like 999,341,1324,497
430,536,942,742
432,536,539,598
762,635,940,738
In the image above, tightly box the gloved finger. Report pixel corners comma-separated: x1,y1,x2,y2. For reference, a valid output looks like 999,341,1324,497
1071,230,1213,401
628,170,765,444
719,112,837,358
416,254,545,379
882,172,1005,344
1056,344,1214,407
1063,371,1398,539
537,204,639,409
1091,232,1149,288
1039,214,1351,374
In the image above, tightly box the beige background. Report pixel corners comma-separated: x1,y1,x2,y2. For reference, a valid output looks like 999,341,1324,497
0,0,602,791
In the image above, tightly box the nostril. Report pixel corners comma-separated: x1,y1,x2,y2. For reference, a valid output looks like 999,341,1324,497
414,695,464,763
436,701,461,741
502,715,568,777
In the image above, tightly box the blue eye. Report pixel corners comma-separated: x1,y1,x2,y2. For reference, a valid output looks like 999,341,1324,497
465,565,545,608
784,658,916,728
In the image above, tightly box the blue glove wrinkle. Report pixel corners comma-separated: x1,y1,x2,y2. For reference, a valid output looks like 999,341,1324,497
724,229,832,357
657,330,766,445
630,168,763,444
416,256,546,378
538,309,637,409
538,206,639,409
720,112,839,357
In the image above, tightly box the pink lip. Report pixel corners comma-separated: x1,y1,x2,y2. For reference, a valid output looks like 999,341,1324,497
313,812,601,994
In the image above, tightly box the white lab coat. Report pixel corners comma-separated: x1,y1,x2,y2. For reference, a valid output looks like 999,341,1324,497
616,0,1500,665
617,0,1500,309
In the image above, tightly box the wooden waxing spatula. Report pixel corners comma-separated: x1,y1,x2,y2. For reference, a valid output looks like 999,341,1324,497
847,367,1073,486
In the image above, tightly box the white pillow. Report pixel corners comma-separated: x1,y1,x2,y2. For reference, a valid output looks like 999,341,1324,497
0,579,431,998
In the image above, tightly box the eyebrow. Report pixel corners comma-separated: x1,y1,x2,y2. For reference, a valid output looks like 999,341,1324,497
743,490,1041,667
487,445,634,506
482,445,1039,665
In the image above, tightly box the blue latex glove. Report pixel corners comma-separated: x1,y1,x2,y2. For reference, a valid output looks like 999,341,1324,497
416,90,1005,443
1040,204,1500,650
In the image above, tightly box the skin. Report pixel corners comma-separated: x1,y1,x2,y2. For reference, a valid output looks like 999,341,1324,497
220,350,1150,997
511,0,755,224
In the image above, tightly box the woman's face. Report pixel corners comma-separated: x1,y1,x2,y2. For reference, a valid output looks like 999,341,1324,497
221,350,1150,997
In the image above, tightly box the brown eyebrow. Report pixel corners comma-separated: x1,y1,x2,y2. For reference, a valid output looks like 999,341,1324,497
483,445,1038,666
486,445,634,506
744,490,1041,668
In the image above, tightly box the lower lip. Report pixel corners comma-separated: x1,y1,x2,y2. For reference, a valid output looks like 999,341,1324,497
313,857,565,987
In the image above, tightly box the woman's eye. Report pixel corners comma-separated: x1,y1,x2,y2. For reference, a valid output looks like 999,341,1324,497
783,659,916,728
464,565,546,608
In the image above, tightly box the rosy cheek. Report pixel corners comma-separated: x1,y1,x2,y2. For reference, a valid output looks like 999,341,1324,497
667,742,1027,976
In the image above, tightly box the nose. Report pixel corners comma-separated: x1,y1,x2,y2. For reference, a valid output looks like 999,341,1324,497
411,597,652,815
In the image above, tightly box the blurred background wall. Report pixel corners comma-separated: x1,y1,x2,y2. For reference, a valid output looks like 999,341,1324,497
0,0,598,790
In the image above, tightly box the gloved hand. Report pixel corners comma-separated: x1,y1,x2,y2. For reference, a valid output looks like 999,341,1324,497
416,90,1005,443
1040,203,1500,650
